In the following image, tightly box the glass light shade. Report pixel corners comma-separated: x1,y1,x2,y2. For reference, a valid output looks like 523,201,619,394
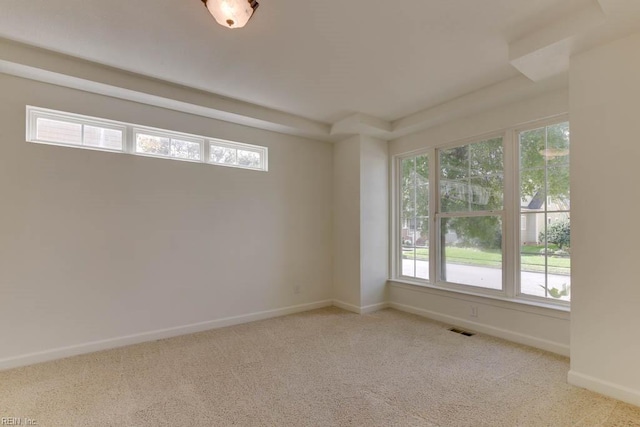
205,0,257,29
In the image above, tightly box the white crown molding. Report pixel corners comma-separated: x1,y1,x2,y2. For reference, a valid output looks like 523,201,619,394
390,74,568,139
0,38,334,142
3,0,637,146
0,37,569,145
331,113,392,139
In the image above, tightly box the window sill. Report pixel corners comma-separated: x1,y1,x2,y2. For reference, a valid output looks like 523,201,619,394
388,279,570,320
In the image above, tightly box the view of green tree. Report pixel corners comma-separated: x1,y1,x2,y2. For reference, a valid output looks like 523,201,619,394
401,155,429,247
136,134,201,160
520,122,570,207
439,138,503,250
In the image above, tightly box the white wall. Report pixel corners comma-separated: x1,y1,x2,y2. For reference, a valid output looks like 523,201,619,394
568,32,640,406
388,89,571,356
0,74,333,368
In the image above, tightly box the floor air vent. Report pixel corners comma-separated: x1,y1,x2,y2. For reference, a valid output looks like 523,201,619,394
448,327,475,337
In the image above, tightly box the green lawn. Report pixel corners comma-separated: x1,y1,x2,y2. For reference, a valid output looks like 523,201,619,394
403,245,570,275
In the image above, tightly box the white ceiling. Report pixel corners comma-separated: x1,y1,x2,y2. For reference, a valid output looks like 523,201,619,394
0,0,639,126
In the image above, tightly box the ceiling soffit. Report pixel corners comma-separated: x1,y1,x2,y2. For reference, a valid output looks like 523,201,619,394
0,0,639,141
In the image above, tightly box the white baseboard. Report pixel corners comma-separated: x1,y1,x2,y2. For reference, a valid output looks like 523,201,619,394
360,302,390,314
332,300,389,314
0,299,333,372
389,302,570,357
332,300,362,313
568,370,640,407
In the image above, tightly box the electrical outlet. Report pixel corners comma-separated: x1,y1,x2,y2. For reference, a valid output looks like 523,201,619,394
294,285,301,295
470,306,478,318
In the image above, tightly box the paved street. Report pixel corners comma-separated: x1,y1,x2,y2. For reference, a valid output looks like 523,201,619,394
402,259,570,300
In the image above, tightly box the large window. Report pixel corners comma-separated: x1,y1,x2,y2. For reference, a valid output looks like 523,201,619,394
26,106,268,172
395,119,570,306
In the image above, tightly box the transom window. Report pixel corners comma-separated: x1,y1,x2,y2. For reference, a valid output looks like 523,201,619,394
395,119,570,306
26,106,268,172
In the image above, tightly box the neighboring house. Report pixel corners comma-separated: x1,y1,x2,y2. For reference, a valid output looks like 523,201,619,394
521,191,570,245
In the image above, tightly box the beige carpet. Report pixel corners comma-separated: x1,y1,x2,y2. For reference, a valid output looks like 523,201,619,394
1,307,639,426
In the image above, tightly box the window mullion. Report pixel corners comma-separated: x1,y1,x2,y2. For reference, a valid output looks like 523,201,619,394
125,126,135,154
504,130,517,298
544,125,549,298
413,159,418,278
429,147,438,284
203,140,210,164
396,157,403,280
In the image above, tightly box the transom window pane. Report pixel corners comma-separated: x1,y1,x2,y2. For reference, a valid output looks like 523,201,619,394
171,139,201,161
136,134,170,156
136,133,202,161
35,117,123,151
36,118,82,145
210,145,237,165
209,143,265,170
84,126,123,150
238,149,261,168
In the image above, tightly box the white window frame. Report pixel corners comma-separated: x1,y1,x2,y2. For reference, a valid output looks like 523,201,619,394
26,106,268,172
208,138,269,171
27,106,127,153
434,133,508,297
392,115,569,308
133,127,205,163
396,152,431,282
514,117,571,307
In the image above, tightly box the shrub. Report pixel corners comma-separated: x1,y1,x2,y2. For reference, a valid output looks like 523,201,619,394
539,219,570,249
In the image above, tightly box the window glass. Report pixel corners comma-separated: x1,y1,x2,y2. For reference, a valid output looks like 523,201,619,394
84,126,123,150
136,134,170,156
209,143,265,170
440,138,503,212
171,139,201,161
36,118,82,145
210,146,237,165
440,216,502,290
400,155,429,280
519,123,570,301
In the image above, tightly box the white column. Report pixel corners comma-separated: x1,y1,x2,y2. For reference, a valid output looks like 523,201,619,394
568,31,640,407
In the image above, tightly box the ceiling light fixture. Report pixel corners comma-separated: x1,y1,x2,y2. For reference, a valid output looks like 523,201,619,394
201,0,259,29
